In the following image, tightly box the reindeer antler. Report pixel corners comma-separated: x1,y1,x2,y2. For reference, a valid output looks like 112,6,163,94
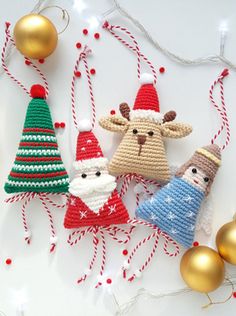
119,103,130,121
163,111,176,123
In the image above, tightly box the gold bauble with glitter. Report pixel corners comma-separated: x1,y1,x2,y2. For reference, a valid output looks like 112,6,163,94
180,246,225,293
14,14,58,59
216,220,236,265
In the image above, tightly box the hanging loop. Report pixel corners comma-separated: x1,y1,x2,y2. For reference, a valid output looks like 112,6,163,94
39,5,70,35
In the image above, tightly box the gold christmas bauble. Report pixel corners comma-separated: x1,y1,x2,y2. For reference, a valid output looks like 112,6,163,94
14,14,58,59
180,246,225,293
216,221,236,265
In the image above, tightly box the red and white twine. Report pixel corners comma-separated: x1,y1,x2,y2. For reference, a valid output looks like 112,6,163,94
71,45,96,130
209,68,230,151
103,21,157,84
123,219,180,282
1,22,49,97
67,225,134,287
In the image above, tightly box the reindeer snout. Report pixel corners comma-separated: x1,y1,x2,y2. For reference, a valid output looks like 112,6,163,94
137,135,146,145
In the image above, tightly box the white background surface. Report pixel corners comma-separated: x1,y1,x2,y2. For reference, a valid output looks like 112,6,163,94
0,0,236,315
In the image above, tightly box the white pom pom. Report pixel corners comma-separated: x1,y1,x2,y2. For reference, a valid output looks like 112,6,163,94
140,73,154,85
24,230,31,238
78,119,92,132
50,236,58,244
123,260,130,270
135,269,142,278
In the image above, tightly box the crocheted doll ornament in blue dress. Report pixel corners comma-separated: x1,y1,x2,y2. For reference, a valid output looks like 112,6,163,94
136,144,221,248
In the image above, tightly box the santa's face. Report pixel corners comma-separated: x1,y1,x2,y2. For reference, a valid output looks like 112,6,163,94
182,166,210,192
69,165,117,198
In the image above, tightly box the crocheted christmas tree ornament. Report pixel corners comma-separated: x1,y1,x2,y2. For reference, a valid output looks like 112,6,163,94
64,120,129,228
99,73,192,181
135,144,221,248
4,85,69,194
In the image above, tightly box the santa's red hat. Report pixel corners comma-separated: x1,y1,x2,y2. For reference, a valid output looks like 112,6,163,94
73,120,108,170
130,73,163,123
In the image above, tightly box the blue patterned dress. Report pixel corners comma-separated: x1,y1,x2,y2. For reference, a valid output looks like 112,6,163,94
135,177,205,248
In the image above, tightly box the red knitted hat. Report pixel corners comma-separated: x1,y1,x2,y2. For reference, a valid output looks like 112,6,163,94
130,73,163,123
74,120,107,170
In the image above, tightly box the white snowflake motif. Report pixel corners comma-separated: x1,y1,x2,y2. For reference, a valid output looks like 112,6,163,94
150,212,158,221
188,224,195,231
170,227,178,235
87,139,92,144
182,195,194,204
166,183,172,189
80,211,87,219
186,211,194,218
167,211,176,221
108,204,116,215
70,198,77,206
149,197,156,204
165,196,173,204
81,147,86,152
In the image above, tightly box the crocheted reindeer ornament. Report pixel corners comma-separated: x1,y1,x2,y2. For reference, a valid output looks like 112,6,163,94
99,73,192,182
136,144,221,248
64,121,129,228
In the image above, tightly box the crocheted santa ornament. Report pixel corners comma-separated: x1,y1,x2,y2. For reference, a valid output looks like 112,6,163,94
99,73,192,182
136,144,221,248
5,85,69,194
64,120,129,228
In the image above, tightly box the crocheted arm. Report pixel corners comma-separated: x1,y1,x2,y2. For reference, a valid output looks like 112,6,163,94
161,122,192,138
99,115,129,133
195,195,213,235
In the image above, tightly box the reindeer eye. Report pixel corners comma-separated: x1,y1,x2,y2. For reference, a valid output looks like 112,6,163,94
96,171,101,177
204,177,209,183
133,129,138,134
192,168,197,174
148,131,154,136
81,173,87,178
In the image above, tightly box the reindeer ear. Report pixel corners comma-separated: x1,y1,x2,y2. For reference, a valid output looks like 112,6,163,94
119,103,130,120
161,122,192,138
99,115,129,133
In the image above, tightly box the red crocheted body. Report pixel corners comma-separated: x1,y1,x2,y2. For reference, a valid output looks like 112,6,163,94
64,190,129,228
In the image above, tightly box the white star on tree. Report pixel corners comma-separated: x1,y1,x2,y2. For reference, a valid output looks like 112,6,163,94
149,197,155,204
166,183,172,189
167,211,176,221
81,147,86,151
165,196,173,204
183,195,194,203
80,211,87,219
108,204,116,215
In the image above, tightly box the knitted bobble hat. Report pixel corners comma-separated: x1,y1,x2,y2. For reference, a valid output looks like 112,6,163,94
4,84,69,193
130,73,163,123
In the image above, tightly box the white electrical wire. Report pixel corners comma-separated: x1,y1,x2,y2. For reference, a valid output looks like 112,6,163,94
110,0,236,70
114,274,236,315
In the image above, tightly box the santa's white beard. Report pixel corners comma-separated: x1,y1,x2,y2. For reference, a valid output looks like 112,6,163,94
69,174,117,214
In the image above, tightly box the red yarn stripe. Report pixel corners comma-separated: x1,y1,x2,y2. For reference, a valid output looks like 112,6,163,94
19,142,58,148
10,171,67,179
15,156,62,162
23,128,55,134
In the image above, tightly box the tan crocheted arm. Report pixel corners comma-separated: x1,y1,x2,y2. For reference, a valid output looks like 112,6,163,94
99,115,129,133
161,122,192,138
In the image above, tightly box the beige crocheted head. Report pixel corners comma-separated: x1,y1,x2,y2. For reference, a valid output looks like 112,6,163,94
99,104,192,181
176,144,221,195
